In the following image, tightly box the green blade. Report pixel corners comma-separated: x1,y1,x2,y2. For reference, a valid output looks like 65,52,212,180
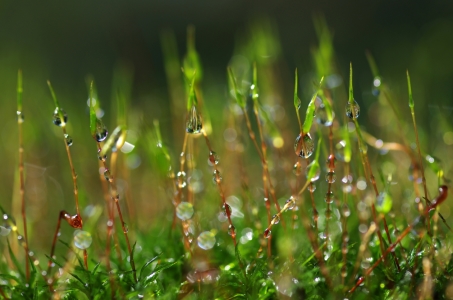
407,70,414,108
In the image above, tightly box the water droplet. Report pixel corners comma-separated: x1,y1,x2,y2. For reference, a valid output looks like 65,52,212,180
186,105,203,134
94,119,108,142
305,161,320,182
346,100,360,119
17,111,24,123
98,154,107,161
223,203,232,217
325,172,336,183
177,171,187,188
324,191,334,204
212,170,222,185
285,197,295,210
294,133,314,158
64,134,73,146
208,151,219,166
264,228,271,238
176,202,194,221
325,209,332,220
376,192,393,214
197,231,216,250
0,225,11,236
316,105,333,126
293,161,302,176
342,203,351,217
272,214,280,225
308,184,316,192
53,108,68,126
228,225,236,237
74,231,93,250
104,169,112,182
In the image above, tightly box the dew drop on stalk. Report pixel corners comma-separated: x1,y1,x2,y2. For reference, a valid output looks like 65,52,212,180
308,183,316,192
223,203,232,217
345,100,360,119
176,202,194,221
64,134,73,146
372,76,381,96
324,191,334,204
212,170,222,184
325,171,336,183
294,133,314,158
74,230,93,250
228,225,236,237
272,214,280,225
94,119,108,142
186,105,202,134
17,111,24,123
53,108,68,126
264,228,271,239
285,197,295,210
293,161,302,176
177,171,187,188
197,231,216,250
342,203,351,218
208,151,219,166
123,223,129,233
0,222,11,236
98,154,107,161
316,105,333,126
104,169,112,182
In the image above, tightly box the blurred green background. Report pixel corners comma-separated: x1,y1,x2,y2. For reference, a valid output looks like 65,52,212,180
1,0,453,253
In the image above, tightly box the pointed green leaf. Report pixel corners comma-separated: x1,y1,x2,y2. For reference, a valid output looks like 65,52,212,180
306,138,322,182
227,68,245,108
251,63,259,103
302,77,324,134
349,62,354,103
407,70,414,108
293,69,302,127
47,81,66,126
342,126,352,163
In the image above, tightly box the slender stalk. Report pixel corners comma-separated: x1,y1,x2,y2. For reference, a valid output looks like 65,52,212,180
202,131,237,246
16,70,29,280
47,81,87,270
0,286,8,300
407,71,429,206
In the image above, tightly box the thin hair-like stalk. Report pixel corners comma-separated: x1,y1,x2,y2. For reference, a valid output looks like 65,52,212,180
16,70,29,280
47,81,87,270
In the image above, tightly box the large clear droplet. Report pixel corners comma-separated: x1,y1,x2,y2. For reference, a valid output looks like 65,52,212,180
94,119,108,142
316,105,334,126
53,108,68,127
176,202,194,221
294,133,314,158
197,231,216,250
74,230,93,250
186,105,202,134
64,134,73,147
345,100,360,119
0,218,11,237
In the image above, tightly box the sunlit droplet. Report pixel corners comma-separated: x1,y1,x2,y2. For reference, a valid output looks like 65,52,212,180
208,151,219,166
264,228,271,239
212,170,222,184
228,225,236,237
53,108,68,126
94,119,108,142
294,133,314,158
186,105,202,134
74,231,93,250
316,105,333,126
345,100,360,119
17,111,24,123
176,202,194,221
272,214,280,225
325,171,336,183
197,231,216,250
285,197,295,210
64,134,73,147
324,191,334,204
177,171,187,188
